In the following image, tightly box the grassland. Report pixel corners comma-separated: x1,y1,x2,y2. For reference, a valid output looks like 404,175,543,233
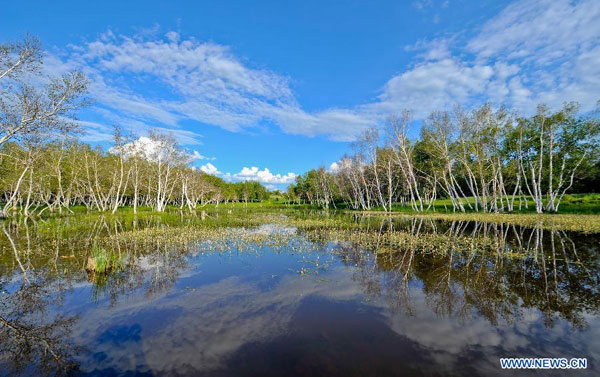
384,193,600,214
360,212,600,233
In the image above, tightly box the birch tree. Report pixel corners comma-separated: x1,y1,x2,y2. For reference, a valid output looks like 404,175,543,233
1,36,89,148
388,112,424,212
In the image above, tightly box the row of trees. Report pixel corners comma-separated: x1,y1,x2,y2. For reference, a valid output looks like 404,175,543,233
0,132,270,217
0,36,269,217
289,103,600,213
3,36,599,215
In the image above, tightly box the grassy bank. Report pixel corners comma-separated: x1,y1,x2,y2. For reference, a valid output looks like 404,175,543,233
354,211,600,233
383,193,600,214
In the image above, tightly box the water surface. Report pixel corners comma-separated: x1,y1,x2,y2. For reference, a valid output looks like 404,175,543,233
1,210,599,376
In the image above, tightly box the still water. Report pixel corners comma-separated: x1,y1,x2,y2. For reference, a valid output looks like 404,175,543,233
1,210,599,376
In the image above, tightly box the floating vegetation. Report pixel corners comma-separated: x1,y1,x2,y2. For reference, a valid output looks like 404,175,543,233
358,211,600,234
108,224,319,257
99,210,544,265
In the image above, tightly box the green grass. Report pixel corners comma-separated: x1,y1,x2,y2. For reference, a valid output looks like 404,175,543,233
385,193,600,214
86,243,125,273
1,194,599,243
382,212,600,233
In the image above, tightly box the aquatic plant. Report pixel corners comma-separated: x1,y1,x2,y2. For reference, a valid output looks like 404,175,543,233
354,211,600,233
86,244,125,274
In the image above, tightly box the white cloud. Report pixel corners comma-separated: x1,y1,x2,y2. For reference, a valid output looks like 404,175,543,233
109,136,161,159
374,0,600,118
234,166,297,184
111,136,212,166
328,158,353,173
190,150,216,161
286,0,599,134
272,106,373,142
405,38,452,61
200,162,221,175
53,0,600,144
467,0,600,64
374,58,494,118
199,163,296,185
50,30,375,143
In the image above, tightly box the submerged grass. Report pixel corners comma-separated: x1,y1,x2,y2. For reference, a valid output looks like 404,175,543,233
385,193,600,214
306,227,517,257
356,212,600,234
103,209,536,263
109,224,319,255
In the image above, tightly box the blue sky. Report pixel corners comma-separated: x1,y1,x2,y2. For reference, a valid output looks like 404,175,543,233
2,0,599,189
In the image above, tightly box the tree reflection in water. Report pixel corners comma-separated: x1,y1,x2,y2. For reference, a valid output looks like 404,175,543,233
0,212,599,376
0,219,191,376
0,275,81,376
331,217,600,329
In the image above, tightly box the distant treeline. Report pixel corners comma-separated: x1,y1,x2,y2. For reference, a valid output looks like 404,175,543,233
288,103,600,213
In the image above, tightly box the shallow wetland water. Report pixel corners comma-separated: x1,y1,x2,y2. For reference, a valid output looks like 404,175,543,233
1,208,599,376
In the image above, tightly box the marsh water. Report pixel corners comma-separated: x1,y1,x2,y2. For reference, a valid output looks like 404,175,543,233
1,208,599,376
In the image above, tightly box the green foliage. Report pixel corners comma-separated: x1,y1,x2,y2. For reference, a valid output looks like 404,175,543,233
289,102,600,214
0,138,271,216
232,180,269,202
385,193,600,215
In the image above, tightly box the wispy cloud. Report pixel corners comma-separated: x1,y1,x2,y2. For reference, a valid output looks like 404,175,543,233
340,0,599,130
51,0,600,145
190,150,216,161
371,0,600,118
52,30,373,143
